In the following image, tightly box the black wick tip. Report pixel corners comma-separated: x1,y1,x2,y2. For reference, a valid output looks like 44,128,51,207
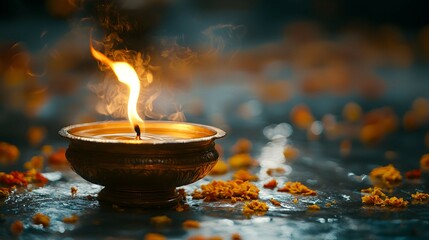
134,125,141,140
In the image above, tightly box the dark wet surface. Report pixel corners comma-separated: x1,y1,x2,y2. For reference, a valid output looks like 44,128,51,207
1,124,429,240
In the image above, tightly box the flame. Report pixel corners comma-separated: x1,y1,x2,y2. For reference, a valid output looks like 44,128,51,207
90,39,144,132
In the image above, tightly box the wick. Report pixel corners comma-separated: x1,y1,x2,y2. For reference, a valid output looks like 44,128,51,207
134,125,142,140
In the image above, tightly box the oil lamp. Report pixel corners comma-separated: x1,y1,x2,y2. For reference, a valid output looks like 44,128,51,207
59,41,225,207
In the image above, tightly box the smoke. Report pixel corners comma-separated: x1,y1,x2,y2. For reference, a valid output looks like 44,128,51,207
87,2,246,121
87,41,158,119
168,109,186,122
202,24,246,53
160,37,199,70
88,1,160,120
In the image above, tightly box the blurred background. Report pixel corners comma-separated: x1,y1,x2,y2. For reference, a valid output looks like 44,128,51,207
1,0,429,166
2,2,429,239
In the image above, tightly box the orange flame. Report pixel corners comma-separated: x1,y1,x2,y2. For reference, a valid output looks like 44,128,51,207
90,39,145,133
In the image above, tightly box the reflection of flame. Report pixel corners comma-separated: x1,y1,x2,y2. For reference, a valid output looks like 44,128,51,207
90,39,145,134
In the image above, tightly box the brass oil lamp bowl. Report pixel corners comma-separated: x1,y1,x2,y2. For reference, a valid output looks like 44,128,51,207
59,120,225,208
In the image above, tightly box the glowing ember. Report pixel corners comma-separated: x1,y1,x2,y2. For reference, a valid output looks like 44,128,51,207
90,38,145,136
